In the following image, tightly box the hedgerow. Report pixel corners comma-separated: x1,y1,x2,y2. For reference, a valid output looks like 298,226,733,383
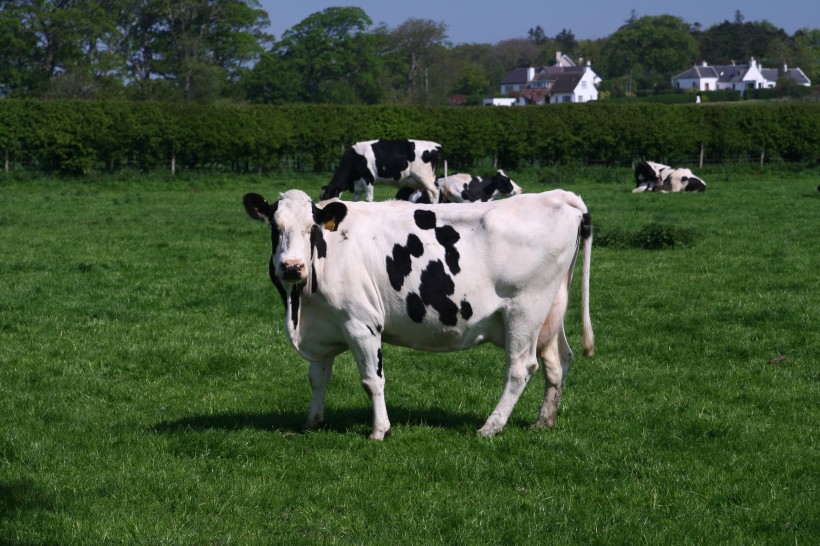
0,100,817,174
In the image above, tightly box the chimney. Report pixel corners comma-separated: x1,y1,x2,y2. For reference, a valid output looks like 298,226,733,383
556,51,562,64
702,60,708,67
527,67,535,82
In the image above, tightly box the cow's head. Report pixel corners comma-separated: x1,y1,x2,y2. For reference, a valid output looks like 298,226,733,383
244,190,347,286
495,170,523,196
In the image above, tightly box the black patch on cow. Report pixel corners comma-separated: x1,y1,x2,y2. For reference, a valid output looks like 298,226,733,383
434,225,461,274
414,209,437,230
685,177,706,192
376,324,383,333
377,348,383,378
634,161,659,187
367,325,375,336
373,140,415,181
386,233,424,291
290,285,303,329
406,292,426,323
496,174,514,194
421,147,440,166
311,267,319,295
580,212,592,240
269,258,287,306
395,186,417,201
310,225,327,259
418,260,459,326
321,149,372,200
460,299,473,320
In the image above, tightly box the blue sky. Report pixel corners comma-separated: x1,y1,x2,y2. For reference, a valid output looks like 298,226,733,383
257,0,817,44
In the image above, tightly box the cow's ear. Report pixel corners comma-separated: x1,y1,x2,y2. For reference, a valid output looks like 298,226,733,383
243,193,276,223
313,201,348,232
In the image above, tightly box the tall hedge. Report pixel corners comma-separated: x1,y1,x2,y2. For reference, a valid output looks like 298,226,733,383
0,100,817,174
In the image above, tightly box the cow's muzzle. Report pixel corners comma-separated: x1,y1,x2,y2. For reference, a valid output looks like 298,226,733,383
280,261,306,282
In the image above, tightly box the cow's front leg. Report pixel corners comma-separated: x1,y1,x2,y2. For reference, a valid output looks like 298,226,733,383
305,358,334,430
478,330,539,437
364,183,375,202
347,333,389,440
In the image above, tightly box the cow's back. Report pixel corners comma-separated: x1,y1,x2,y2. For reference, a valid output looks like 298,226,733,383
309,193,584,351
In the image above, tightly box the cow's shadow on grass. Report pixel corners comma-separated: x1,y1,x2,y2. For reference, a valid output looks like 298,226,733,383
151,405,489,437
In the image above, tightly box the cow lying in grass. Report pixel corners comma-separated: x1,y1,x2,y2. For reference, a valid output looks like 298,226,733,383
633,161,706,193
395,170,523,203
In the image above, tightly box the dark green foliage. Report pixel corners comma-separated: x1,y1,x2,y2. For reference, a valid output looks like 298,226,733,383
1,100,819,174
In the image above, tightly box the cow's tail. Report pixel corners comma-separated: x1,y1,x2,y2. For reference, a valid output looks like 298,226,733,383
579,211,594,357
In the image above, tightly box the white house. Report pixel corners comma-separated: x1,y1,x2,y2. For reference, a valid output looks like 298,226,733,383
672,58,811,95
495,52,602,106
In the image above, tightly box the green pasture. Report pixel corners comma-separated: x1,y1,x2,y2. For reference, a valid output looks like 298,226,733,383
1,167,818,544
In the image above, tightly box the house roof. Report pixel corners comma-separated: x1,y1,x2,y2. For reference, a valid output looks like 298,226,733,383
761,68,811,86
672,64,748,82
500,67,530,85
550,73,584,94
674,62,812,86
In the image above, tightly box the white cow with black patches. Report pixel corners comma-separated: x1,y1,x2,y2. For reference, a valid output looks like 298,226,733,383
396,170,523,204
321,139,443,203
243,189,594,440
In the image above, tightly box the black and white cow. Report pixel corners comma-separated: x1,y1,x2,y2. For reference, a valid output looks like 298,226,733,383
633,161,673,193
243,189,594,440
660,168,707,192
320,139,443,203
633,161,706,193
395,170,523,204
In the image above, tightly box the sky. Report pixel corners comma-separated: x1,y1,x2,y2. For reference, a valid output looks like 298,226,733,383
257,0,818,44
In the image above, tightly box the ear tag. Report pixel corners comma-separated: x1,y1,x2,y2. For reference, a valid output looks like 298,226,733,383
324,218,337,232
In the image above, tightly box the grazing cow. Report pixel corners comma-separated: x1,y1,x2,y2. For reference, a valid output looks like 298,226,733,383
396,170,523,204
660,168,706,192
320,139,443,203
243,188,594,440
633,161,673,193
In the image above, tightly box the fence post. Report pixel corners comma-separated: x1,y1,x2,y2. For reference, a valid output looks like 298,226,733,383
171,149,176,176
760,145,765,168
4,147,8,173
699,142,704,169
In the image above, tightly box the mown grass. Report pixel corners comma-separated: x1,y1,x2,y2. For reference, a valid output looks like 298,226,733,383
1,167,818,544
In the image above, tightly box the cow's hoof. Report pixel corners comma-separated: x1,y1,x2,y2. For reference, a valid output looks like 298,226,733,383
477,425,503,437
303,419,325,431
369,428,390,441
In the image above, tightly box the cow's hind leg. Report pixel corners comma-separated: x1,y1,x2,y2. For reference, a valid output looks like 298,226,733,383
305,358,334,430
533,275,573,429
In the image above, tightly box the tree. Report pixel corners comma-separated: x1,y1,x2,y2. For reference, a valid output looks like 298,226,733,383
791,28,820,83
699,20,789,64
602,15,699,91
528,26,547,45
246,7,382,104
554,29,577,55
388,18,449,102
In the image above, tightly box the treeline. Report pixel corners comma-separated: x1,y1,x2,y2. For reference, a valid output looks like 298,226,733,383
1,100,817,174
0,2,817,104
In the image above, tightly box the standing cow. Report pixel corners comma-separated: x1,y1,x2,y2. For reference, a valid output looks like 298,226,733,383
320,139,443,203
395,170,523,204
243,188,594,439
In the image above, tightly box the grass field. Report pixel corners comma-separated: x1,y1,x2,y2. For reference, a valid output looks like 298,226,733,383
1,167,818,544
